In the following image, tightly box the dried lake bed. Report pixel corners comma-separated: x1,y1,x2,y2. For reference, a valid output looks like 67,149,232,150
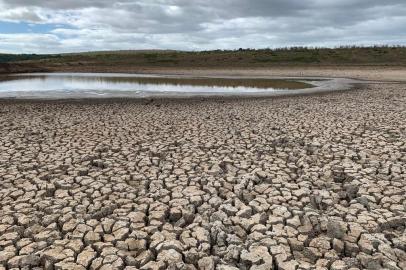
0,72,405,270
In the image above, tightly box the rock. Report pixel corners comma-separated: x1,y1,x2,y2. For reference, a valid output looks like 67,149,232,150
236,207,252,218
1,232,19,243
332,239,344,254
126,238,146,251
286,215,301,227
84,231,101,245
240,249,262,265
358,235,374,255
198,257,215,270
216,265,239,270
156,240,184,253
7,254,40,268
240,246,273,266
250,263,274,270
135,250,153,267
210,211,228,222
330,260,348,270
0,250,16,264
221,204,238,216
344,242,359,257
54,261,86,270
169,208,182,222
157,249,183,264
113,227,130,240
327,220,347,239
140,260,166,270
192,227,210,243
76,247,96,268
41,246,69,264
277,260,298,270
345,185,359,200
309,237,331,251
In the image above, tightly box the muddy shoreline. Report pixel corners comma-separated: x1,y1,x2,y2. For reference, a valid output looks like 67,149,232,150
2,63,406,81
0,73,361,100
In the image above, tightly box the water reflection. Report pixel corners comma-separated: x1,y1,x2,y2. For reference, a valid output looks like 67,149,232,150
0,73,313,96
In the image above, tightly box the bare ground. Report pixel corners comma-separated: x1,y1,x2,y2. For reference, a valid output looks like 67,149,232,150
38,66,406,82
0,69,405,270
138,67,406,82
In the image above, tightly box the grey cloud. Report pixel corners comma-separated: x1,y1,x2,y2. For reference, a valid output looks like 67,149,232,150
0,8,42,22
0,0,405,53
1,0,133,9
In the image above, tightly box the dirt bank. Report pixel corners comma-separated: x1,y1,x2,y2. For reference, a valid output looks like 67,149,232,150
121,66,406,82
0,62,49,74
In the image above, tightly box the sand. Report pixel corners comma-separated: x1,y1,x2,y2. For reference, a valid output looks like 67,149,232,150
0,69,405,270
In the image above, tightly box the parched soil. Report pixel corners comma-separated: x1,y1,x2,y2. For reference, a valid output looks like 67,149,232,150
146,67,406,82
0,82,405,269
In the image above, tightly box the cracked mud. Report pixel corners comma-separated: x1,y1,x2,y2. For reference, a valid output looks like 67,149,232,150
0,83,405,270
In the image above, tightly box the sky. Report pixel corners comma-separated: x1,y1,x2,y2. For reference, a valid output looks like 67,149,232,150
0,0,406,54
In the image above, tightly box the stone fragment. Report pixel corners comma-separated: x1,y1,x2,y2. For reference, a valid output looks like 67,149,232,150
198,257,215,270
76,247,96,268
7,255,40,268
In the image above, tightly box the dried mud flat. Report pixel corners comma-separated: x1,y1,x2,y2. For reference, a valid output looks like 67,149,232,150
0,82,405,270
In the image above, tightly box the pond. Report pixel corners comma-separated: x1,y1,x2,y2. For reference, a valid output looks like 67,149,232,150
0,73,318,99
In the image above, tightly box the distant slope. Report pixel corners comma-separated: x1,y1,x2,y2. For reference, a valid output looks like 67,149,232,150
0,62,49,74
0,53,62,63
2,46,406,73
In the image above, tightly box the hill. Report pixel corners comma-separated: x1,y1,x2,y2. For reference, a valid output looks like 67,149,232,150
1,46,406,73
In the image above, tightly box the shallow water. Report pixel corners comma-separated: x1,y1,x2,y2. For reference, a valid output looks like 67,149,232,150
0,73,313,98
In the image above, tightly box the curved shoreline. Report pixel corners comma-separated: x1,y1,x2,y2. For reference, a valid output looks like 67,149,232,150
0,73,362,100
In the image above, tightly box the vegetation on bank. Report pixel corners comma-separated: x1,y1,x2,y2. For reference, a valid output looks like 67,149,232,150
1,46,406,69
0,54,62,63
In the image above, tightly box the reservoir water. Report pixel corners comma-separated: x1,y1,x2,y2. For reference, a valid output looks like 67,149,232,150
0,73,316,99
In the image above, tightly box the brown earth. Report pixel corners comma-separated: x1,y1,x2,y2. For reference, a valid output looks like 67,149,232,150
0,71,405,269
0,63,48,74
3,61,406,82
145,66,406,82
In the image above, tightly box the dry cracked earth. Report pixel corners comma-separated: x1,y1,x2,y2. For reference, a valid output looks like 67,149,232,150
0,83,405,270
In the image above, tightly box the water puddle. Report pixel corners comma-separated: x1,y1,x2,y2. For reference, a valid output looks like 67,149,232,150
0,73,353,99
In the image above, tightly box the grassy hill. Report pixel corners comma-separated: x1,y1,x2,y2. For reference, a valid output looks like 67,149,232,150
1,46,406,73
0,53,62,63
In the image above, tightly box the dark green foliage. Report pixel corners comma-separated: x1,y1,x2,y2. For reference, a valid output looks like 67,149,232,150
2,46,406,67
0,54,62,63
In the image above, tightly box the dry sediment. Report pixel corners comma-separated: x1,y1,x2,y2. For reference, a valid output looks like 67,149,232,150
147,67,406,82
0,82,405,270
36,66,406,82
0,63,48,75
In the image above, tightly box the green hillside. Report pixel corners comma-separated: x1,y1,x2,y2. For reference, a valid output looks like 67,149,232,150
2,46,406,70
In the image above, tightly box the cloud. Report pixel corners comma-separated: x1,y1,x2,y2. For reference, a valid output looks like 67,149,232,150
0,0,405,53
0,6,43,23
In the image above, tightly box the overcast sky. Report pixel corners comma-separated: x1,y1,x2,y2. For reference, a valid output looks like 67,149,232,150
0,0,405,54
